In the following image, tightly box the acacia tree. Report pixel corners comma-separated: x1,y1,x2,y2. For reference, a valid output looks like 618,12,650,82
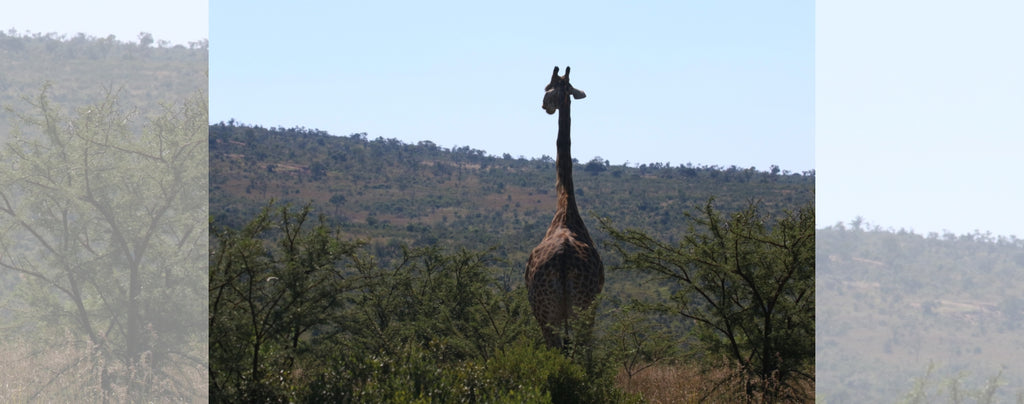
208,202,368,402
601,199,815,402
0,84,207,402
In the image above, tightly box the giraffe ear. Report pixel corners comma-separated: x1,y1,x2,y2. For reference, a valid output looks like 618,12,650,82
570,87,586,100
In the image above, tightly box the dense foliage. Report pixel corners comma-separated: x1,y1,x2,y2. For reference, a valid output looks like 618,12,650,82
210,198,815,402
209,202,628,403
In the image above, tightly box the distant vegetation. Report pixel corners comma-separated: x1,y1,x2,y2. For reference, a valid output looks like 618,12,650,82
0,29,207,140
209,122,815,401
209,121,814,270
817,220,1024,403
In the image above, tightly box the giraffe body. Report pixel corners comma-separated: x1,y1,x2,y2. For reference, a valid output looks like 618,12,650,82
526,66,604,348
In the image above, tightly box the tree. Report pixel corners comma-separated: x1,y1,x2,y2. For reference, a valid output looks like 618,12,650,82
209,202,364,402
0,84,207,402
585,156,608,175
329,193,347,216
138,31,154,48
602,199,815,402
309,160,327,181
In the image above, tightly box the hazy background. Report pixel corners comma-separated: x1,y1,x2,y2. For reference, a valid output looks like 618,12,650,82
817,1,1023,401
1,0,207,46
1,1,209,401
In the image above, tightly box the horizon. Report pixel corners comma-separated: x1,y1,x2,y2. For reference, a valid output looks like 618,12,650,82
210,117,817,174
209,1,815,174
5,1,1020,239
1,0,207,46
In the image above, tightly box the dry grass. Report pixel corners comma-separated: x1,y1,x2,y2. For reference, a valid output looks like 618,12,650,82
0,336,207,403
617,364,694,403
615,362,815,403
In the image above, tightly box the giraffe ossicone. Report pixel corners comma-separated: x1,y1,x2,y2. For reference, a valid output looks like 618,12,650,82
542,66,587,115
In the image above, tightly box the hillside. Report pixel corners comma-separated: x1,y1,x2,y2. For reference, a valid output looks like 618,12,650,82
817,224,1024,402
209,122,814,274
0,30,208,139
208,123,815,401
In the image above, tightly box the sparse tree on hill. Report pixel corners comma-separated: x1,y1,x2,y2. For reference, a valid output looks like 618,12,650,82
138,32,154,48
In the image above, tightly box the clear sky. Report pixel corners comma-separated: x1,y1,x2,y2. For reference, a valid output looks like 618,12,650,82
208,1,815,173
1,0,208,46
5,1,1021,239
817,0,1023,238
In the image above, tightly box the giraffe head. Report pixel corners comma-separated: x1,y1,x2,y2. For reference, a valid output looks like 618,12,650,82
542,66,586,115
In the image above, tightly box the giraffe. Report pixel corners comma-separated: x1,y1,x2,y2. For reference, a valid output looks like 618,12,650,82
526,66,604,349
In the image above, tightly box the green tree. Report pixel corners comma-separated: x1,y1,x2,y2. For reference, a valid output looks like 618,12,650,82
0,84,207,402
602,199,815,402
329,192,346,215
209,202,364,402
585,156,608,175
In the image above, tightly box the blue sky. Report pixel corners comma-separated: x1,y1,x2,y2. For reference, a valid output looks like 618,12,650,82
208,1,815,173
817,0,1023,238
5,1,1022,238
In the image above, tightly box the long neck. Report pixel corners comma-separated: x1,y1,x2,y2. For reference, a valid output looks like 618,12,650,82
553,101,588,233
